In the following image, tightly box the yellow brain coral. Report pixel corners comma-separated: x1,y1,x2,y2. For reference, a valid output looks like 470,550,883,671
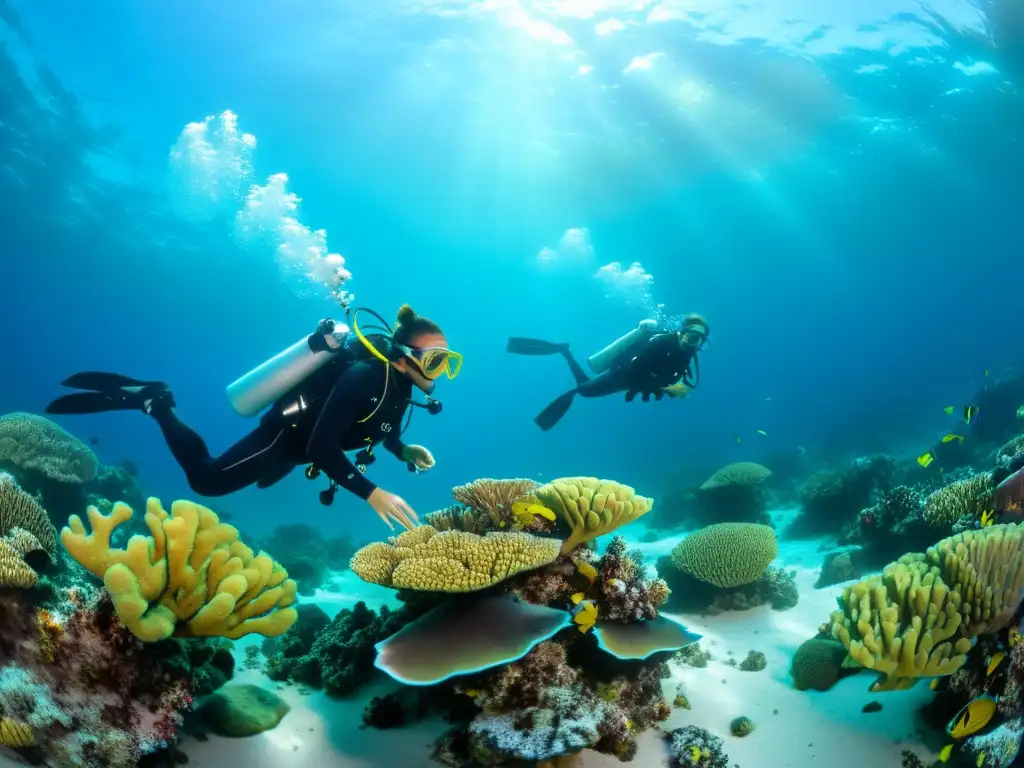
827,523,1024,691
670,522,778,588
61,498,298,642
349,525,561,592
533,477,653,554
922,473,994,527
699,462,772,491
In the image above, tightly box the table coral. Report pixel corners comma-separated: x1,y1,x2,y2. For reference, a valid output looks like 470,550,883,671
61,498,298,641
0,412,98,484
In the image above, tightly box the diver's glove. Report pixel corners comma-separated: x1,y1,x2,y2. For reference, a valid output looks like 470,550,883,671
308,318,340,353
625,389,665,402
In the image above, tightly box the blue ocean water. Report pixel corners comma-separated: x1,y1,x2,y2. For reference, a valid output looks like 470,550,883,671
0,0,1020,546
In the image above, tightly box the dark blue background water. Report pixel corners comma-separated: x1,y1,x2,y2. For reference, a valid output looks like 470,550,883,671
1,0,1020,543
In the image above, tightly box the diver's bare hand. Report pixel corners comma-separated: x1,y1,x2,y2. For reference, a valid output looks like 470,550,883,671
402,444,435,471
368,488,419,531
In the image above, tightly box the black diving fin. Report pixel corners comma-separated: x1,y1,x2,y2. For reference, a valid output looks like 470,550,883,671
507,338,570,356
46,371,171,415
534,390,577,432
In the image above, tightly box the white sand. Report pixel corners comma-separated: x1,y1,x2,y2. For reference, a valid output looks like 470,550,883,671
175,528,941,768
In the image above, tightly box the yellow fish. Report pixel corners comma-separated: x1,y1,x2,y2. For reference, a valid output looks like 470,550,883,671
944,406,956,415
571,592,585,605
986,651,1005,676
939,744,954,763
964,405,980,425
978,750,986,767
980,510,996,528
511,501,556,528
575,559,598,584
930,678,941,691
917,452,935,468
464,689,481,697
571,598,598,633
942,434,965,444
947,695,999,739
1009,627,1022,649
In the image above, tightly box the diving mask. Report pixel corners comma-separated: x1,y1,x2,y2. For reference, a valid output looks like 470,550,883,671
399,344,463,380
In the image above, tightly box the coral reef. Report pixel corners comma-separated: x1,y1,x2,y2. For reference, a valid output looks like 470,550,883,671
675,643,711,668
265,600,413,696
666,725,730,768
350,525,562,591
451,478,541,529
788,454,895,538
670,522,778,588
922,473,994,528
815,550,862,588
789,637,850,691
844,484,934,567
0,412,98,485
827,523,1024,691
62,498,298,641
0,472,58,561
657,556,797,615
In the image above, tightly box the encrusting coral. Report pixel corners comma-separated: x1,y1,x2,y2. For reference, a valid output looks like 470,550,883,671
61,497,298,642
670,522,778,588
350,525,562,592
827,523,1024,691
532,477,653,554
0,412,98,484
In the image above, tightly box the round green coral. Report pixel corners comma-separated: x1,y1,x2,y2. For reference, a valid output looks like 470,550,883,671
790,638,848,691
670,523,778,588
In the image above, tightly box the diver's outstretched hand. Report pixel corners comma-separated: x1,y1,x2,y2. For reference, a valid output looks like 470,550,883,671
368,488,419,531
402,444,436,471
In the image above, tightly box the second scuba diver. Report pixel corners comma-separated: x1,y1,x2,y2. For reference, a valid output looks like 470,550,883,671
45,305,462,531
507,314,709,431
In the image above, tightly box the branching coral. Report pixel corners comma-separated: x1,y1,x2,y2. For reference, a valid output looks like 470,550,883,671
61,498,298,641
349,525,561,592
533,477,653,554
825,524,1024,690
0,412,98,484
451,478,540,529
922,473,994,528
670,522,778,588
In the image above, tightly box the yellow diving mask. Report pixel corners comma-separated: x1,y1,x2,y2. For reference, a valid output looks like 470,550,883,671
399,344,463,380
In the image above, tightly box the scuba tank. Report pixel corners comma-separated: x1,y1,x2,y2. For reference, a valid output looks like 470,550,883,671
587,319,658,374
226,321,350,418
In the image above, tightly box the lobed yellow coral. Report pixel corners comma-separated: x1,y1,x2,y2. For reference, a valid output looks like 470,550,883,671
0,472,57,560
451,478,540,529
533,477,652,554
349,525,561,592
922,473,994,527
61,498,298,642
699,462,772,491
826,524,1024,690
0,717,34,748
670,523,778,588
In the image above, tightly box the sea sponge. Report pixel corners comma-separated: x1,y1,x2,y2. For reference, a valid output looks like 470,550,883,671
349,526,561,591
0,472,58,560
0,412,98,483
533,476,653,554
61,498,298,642
922,473,994,527
451,478,540,529
699,462,772,491
670,523,778,588
790,638,849,691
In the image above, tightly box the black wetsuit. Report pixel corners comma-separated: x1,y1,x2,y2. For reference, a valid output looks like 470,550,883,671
152,357,413,500
568,332,694,401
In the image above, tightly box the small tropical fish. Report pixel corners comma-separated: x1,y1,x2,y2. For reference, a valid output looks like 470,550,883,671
511,501,557,528
464,689,481,697
942,434,965,444
917,452,936,468
576,559,598,584
944,406,956,415
964,405,980,425
571,598,598,633
938,744,954,763
977,750,986,767
947,694,999,739
757,429,768,436
571,592,585,605
986,650,1005,676
980,510,996,528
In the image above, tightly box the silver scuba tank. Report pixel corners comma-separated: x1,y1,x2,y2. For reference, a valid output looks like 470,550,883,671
586,319,658,374
226,322,351,418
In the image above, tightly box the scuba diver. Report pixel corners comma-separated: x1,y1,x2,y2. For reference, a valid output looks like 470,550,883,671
45,305,461,532
507,314,709,431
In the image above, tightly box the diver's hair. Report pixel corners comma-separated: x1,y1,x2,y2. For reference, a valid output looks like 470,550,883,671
682,313,709,332
393,304,443,346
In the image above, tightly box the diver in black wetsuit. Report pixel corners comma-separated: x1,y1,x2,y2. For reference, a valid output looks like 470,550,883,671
507,314,710,431
45,305,462,531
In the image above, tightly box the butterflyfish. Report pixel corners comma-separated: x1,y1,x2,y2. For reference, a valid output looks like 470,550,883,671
964,405,980,425
938,744,954,762
917,452,936,468
942,434,965,444
571,598,598,633
947,694,999,739
986,650,1005,676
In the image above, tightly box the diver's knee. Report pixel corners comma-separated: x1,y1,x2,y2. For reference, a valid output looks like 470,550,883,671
185,475,229,498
